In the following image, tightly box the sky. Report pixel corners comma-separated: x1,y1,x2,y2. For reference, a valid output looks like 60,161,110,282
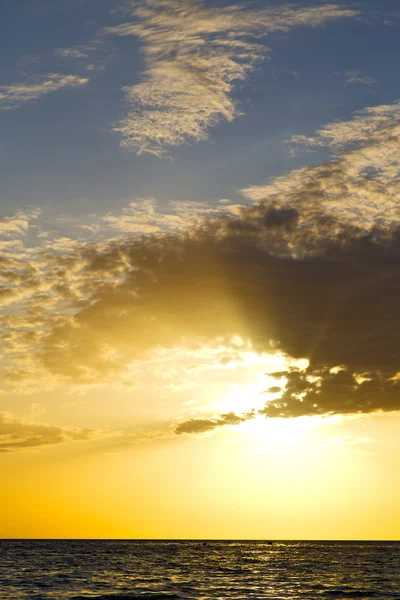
1,0,400,540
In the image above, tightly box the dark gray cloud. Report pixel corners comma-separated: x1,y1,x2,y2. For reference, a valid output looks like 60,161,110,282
176,411,254,435
263,207,299,229
261,367,400,419
36,197,400,406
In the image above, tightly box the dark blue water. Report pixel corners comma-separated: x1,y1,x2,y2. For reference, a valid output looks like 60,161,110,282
0,540,399,599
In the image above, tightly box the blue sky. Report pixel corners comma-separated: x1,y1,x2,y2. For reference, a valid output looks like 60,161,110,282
2,0,400,225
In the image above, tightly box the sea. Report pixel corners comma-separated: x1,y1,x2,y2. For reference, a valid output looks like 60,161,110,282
0,540,399,599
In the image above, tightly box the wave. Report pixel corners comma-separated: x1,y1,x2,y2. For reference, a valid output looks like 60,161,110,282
71,594,186,600
323,589,378,598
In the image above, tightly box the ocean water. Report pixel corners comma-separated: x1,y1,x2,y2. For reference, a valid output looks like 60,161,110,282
0,540,399,599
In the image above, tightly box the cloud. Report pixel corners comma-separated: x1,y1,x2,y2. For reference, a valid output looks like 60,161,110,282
343,70,376,87
55,48,89,59
2,173,400,419
106,0,358,155
0,412,96,452
0,73,89,110
2,100,400,425
10,194,398,407
288,100,400,151
246,99,400,229
176,411,254,435
101,198,237,234
54,41,108,72
261,367,400,419
0,208,40,237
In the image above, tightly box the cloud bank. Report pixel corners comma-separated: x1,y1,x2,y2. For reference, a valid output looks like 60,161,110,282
2,97,400,428
107,0,358,155
3,190,400,419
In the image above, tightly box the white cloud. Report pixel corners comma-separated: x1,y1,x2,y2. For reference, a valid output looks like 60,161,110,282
0,208,40,237
101,197,240,234
343,70,375,87
54,41,106,72
102,198,163,234
55,48,89,59
244,99,400,229
106,0,359,156
0,73,89,110
289,101,400,150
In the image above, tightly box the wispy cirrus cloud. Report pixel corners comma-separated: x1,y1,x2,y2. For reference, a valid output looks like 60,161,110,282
343,70,376,87
106,0,359,156
0,73,89,110
55,48,89,59
54,41,108,73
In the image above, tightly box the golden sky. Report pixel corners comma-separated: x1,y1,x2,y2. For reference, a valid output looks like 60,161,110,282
1,0,400,540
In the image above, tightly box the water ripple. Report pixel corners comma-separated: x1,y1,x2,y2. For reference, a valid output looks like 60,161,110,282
0,541,399,599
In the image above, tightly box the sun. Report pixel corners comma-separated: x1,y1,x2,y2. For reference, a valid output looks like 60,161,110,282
217,378,273,414
236,415,315,450
213,361,316,450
